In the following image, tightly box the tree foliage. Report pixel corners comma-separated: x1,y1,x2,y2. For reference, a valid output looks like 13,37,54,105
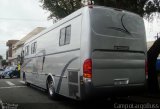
1,60,7,66
0,55,3,60
40,0,82,19
40,0,160,19
94,0,160,18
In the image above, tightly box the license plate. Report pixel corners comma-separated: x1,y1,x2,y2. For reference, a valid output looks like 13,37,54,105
114,78,129,85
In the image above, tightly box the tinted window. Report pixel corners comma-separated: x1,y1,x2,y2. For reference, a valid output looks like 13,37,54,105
25,45,29,56
90,7,145,38
59,25,71,46
34,42,37,53
65,26,71,44
59,28,65,46
25,46,27,56
31,42,37,54
31,43,34,54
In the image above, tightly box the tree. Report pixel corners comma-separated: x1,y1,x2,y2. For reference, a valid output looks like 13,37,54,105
40,0,160,19
0,55,3,60
1,60,7,66
40,0,82,19
94,0,160,18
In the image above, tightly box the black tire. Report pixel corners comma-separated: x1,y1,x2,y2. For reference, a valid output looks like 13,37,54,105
47,78,58,100
10,74,13,78
25,82,30,86
23,72,26,81
2,76,4,79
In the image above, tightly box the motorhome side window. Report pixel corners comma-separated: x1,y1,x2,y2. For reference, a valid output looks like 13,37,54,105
59,25,71,46
31,42,37,54
59,28,65,46
25,45,29,56
65,26,71,44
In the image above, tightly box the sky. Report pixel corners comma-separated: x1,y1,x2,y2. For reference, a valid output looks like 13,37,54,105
144,15,160,41
0,0,52,58
0,0,159,59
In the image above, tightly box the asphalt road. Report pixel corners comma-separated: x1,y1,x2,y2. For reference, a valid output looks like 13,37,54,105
0,78,153,109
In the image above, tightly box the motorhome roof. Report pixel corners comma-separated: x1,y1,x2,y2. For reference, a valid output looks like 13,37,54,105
24,6,141,45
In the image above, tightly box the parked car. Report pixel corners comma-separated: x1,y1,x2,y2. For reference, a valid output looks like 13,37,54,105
0,68,4,78
1,66,18,78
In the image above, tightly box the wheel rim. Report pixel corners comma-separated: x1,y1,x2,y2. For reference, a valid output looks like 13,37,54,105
48,81,54,96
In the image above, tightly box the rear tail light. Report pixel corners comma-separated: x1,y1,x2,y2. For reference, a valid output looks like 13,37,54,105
83,59,92,78
145,60,148,79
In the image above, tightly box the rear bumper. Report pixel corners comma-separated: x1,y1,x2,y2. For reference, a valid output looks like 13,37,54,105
81,79,147,99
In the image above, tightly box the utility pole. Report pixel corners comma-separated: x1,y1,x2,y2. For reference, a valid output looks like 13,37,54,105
155,33,160,40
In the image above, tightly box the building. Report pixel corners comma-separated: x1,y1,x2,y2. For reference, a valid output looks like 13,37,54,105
6,40,19,64
11,27,46,65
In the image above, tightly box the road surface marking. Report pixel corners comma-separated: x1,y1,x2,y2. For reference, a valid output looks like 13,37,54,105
19,81,25,84
6,81,15,86
0,86,26,89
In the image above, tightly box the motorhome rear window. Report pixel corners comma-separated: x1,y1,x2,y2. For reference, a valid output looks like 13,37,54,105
90,7,145,38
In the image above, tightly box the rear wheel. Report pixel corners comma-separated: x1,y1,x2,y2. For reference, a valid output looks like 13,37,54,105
47,78,58,100
10,74,13,78
25,82,30,86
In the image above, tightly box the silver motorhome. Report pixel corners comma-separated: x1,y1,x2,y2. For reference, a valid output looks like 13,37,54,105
21,6,147,100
